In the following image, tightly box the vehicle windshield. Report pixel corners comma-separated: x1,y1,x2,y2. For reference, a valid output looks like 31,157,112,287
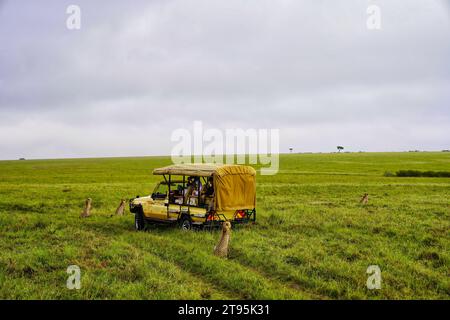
152,181,181,200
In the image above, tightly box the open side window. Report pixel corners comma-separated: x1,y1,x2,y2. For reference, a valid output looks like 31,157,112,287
180,176,215,209
162,175,215,209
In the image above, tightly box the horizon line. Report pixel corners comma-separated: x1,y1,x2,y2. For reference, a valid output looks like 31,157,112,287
1,150,449,162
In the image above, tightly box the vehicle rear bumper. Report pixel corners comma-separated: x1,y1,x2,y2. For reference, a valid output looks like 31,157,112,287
203,209,256,228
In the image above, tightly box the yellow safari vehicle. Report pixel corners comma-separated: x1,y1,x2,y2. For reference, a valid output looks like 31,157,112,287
129,164,256,230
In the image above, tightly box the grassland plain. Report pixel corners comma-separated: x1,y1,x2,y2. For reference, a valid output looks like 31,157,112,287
0,152,448,300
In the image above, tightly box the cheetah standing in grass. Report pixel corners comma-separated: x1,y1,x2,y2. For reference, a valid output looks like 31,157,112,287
115,199,126,216
80,198,92,218
214,221,232,258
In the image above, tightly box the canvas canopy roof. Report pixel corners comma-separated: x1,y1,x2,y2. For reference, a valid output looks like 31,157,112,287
153,163,224,177
152,164,256,212
153,164,256,177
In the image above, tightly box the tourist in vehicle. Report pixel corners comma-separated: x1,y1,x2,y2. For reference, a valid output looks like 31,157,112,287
204,177,214,197
184,176,195,203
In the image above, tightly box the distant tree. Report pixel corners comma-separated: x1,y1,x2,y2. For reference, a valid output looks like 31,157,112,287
337,146,344,153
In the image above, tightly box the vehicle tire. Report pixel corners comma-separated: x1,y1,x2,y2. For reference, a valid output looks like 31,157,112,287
135,208,145,231
180,216,192,231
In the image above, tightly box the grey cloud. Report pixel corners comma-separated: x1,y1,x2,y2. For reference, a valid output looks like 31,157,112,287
0,0,449,159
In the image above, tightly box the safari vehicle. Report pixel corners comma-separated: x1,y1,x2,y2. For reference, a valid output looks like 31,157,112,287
129,164,256,230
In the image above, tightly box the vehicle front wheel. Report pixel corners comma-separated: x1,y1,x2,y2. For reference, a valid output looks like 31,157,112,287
135,209,145,231
180,216,192,231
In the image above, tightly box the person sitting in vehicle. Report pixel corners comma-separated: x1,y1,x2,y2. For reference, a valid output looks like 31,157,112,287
201,177,214,207
190,177,203,206
195,177,202,195
204,177,214,197
173,185,184,204
189,183,199,206
184,176,195,203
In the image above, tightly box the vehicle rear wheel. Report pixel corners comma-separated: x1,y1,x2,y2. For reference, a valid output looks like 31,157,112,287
135,209,145,231
180,216,192,231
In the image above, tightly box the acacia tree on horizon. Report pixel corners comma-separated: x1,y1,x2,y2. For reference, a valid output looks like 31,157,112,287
337,146,344,153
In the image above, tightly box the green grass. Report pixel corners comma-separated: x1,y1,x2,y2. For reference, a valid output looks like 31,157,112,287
0,152,449,300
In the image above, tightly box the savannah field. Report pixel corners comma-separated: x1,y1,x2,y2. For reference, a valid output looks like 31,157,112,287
0,152,448,300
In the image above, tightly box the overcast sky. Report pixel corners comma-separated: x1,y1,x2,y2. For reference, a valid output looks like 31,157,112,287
0,0,449,160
